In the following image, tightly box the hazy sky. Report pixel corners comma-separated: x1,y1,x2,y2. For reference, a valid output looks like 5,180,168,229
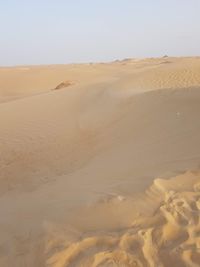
0,0,200,66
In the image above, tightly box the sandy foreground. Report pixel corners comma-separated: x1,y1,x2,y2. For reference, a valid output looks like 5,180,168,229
0,57,200,266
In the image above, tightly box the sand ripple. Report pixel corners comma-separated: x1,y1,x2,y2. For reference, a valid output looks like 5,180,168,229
46,172,200,267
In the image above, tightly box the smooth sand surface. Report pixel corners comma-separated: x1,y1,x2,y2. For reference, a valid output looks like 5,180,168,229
0,57,200,266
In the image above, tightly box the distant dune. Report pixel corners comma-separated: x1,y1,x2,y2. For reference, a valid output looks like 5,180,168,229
0,57,200,266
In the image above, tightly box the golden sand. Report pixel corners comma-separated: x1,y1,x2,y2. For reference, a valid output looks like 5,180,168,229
0,57,200,266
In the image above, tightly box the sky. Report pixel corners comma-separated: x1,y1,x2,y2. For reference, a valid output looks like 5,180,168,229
0,0,200,66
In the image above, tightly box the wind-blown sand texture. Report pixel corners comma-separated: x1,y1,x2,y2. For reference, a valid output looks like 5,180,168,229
0,57,200,266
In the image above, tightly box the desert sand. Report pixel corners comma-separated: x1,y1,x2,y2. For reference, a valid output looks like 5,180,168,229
0,57,200,266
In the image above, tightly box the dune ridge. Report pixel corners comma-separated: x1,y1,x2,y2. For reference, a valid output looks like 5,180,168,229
1,57,200,103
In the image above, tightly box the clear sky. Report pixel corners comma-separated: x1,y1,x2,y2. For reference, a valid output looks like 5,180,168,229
0,0,200,66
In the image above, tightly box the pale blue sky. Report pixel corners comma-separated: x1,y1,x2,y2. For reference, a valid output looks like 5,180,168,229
0,0,200,66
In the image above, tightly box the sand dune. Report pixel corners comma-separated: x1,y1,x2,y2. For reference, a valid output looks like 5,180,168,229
1,57,200,103
0,57,200,266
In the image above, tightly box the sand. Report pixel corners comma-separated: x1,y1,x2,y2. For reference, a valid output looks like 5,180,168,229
0,57,200,266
